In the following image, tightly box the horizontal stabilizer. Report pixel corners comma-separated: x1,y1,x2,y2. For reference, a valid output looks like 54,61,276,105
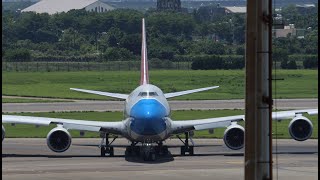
70,88,128,100
164,86,219,99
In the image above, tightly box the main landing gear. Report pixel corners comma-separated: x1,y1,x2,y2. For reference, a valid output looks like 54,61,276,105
100,133,116,157
125,141,169,161
177,132,194,156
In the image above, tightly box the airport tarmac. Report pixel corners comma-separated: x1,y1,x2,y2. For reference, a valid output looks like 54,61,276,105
2,138,318,180
2,98,318,112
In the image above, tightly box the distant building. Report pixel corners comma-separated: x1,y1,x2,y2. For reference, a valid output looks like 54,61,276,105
273,13,284,29
21,0,115,15
224,6,246,14
197,5,226,16
157,0,181,11
273,24,305,38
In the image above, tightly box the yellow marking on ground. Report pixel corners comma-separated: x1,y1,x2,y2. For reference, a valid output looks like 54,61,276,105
226,161,243,164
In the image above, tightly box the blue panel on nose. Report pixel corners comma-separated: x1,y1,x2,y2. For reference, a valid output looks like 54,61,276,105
130,99,167,135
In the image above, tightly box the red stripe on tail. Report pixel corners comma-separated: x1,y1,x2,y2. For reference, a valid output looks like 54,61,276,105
140,18,149,85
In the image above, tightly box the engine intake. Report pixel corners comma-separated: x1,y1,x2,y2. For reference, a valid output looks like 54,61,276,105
288,116,313,141
223,123,244,150
47,126,72,152
2,125,5,142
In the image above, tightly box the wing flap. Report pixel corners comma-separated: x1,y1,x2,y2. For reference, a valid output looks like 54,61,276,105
63,123,101,132
70,88,128,100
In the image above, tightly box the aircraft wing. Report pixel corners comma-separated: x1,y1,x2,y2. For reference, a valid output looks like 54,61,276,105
70,88,128,100
164,86,219,99
2,115,125,135
170,109,318,134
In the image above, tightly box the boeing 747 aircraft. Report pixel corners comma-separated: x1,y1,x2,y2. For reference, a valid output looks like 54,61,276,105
2,19,318,161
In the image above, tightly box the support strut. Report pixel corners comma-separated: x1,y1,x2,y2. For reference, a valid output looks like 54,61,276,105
178,132,194,156
100,133,114,157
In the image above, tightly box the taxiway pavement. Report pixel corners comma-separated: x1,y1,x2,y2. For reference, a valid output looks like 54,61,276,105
2,138,318,180
2,98,318,112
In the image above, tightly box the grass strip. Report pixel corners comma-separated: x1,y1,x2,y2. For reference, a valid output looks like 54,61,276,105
2,70,318,100
2,98,72,103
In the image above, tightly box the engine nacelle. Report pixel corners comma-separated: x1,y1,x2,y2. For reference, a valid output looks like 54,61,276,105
223,123,244,150
288,116,313,141
2,125,5,142
46,126,72,153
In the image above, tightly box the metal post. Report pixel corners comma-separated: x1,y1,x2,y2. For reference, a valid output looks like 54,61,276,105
245,0,273,179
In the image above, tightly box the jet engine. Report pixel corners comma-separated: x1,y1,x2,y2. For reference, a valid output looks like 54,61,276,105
46,126,72,152
288,116,313,141
2,125,5,142
223,123,244,150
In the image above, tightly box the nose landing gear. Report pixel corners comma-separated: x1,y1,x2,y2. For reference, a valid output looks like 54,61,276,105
141,144,156,161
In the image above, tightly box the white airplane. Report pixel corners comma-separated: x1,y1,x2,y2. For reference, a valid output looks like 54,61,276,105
2,18,318,161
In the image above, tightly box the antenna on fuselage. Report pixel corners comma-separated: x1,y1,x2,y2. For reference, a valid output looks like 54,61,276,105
140,18,149,85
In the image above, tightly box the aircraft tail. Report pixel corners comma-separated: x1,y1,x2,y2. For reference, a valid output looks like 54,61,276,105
140,18,149,85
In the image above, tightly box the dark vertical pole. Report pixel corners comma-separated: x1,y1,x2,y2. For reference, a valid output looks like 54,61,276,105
268,0,273,177
245,0,272,179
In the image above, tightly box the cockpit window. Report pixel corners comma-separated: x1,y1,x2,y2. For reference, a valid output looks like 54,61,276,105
138,92,148,97
149,92,158,96
138,92,158,97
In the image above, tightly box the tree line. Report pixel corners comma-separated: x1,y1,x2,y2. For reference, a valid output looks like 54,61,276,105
2,4,318,70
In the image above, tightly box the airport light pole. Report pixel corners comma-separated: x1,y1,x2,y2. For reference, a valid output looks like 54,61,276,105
245,0,273,179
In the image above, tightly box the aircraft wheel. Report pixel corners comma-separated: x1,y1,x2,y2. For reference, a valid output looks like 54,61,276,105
189,146,194,155
125,146,133,157
162,146,169,155
143,152,148,161
101,147,106,157
109,147,114,157
150,152,156,161
143,152,156,161
133,146,140,156
180,146,186,156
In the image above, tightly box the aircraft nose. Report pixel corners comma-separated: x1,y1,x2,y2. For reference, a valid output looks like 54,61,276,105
130,99,167,135
130,99,167,120
134,106,163,120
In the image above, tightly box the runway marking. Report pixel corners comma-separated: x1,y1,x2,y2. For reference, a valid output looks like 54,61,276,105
226,161,243,164
277,167,318,174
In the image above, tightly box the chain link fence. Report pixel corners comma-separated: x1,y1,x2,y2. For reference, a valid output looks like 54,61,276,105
2,61,192,72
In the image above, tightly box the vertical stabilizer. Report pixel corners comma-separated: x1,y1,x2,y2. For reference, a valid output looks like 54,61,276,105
140,18,149,85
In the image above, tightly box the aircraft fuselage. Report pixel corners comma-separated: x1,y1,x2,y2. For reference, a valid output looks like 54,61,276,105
124,84,171,142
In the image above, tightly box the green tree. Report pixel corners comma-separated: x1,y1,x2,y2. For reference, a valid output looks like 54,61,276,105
236,46,245,55
4,48,31,62
272,48,289,62
286,60,297,69
103,47,134,61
